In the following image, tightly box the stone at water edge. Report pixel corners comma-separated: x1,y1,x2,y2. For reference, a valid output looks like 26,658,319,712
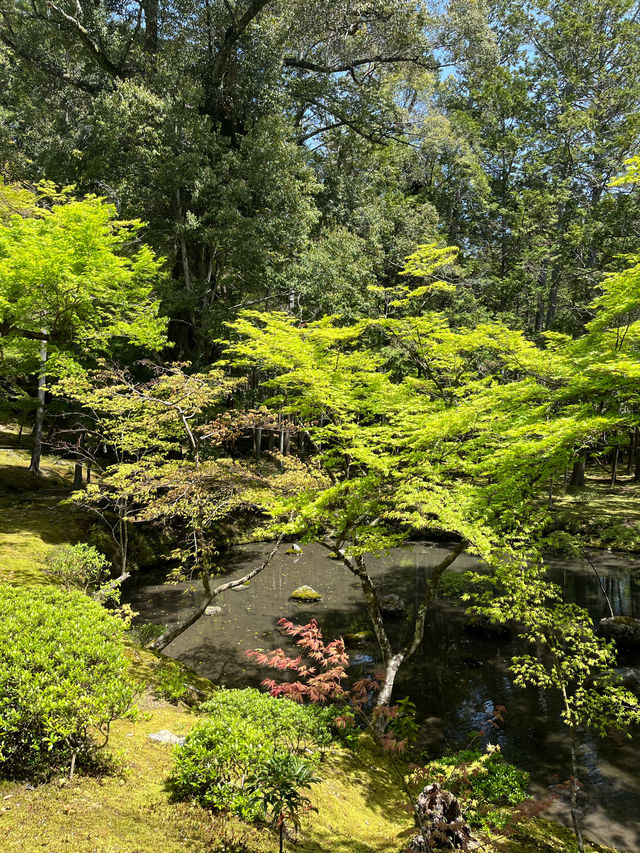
204,605,223,616
289,584,322,601
408,782,474,851
378,593,406,618
598,615,640,647
148,730,186,746
285,543,303,555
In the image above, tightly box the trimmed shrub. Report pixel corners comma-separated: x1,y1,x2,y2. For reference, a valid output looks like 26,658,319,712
169,688,336,818
45,543,110,593
0,583,135,779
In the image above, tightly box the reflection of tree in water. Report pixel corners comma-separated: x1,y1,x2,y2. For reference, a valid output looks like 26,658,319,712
125,542,640,848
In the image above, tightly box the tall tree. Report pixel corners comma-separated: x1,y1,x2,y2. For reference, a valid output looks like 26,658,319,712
0,183,166,473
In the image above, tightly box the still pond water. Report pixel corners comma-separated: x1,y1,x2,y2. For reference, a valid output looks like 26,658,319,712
127,542,640,851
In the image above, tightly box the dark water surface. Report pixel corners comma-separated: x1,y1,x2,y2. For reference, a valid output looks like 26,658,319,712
127,542,640,851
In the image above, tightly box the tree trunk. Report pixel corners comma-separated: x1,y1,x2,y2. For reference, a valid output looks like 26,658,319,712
73,461,83,490
28,336,47,475
569,456,585,488
611,443,619,487
627,429,636,476
86,462,92,484
568,726,585,853
331,540,467,711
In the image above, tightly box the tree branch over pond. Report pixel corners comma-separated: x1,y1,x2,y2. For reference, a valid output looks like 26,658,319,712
149,535,283,652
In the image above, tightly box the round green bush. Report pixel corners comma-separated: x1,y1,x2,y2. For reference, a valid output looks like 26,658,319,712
169,688,340,819
0,583,135,779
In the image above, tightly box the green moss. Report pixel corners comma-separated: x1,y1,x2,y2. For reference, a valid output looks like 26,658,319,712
289,584,322,601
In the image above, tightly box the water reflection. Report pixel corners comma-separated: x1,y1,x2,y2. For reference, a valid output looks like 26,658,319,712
127,542,640,851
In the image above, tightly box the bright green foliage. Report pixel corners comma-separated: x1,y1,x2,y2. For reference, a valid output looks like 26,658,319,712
0,183,166,359
470,559,640,734
247,752,319,851
45,543,110,593
199,688,342,752
420,747,530,831
169,688,335,819
0,584,134,779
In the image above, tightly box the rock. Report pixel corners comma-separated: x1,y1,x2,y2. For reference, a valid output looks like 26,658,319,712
285,544,303,555
408,782,473,851
598,616,640,648
204,605,222,616
148,730,186,746
463,613,512,639
615,667,640,696
344,630,375,647
289,584,322,601
378,593,406,618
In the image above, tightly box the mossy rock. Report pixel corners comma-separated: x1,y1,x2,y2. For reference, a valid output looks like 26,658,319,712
598,615,640,647
344,630,375,647
285,544,303,555
289,584,322,601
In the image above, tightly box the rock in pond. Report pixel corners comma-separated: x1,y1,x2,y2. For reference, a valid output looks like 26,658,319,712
463,613,512,639
344,630,375,647
285,543,303,555
204,605,223,616
615,667,640,696
598,615,640,647
378,593,406,618
289,584,322,602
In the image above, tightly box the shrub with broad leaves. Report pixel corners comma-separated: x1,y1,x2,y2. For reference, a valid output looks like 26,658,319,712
168,688,336,819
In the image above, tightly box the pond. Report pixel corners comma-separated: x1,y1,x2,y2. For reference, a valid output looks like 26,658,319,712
127,541,640,851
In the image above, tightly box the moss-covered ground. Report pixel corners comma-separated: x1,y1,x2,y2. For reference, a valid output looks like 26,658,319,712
0,438,628,852
549,472,640,552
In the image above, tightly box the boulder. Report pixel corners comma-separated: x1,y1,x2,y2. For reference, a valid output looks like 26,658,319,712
378,593,406,618
615,667,640,696
408,782,473,851
289,584,322,601
148,730,186,746
463,613,512,639
598,616,640,648
204,605,223,616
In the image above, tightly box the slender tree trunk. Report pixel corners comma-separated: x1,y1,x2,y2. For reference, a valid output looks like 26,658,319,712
73,461,83,489
611,441,619,487
118,498,129,579
72,433,84,489
28,336,47,475
16,413,25,445
149,537,282,651
547,475,554,510
329,540,467,710
86,462,92,484
627,429,636,476
568,725,585,853
569,456,586,488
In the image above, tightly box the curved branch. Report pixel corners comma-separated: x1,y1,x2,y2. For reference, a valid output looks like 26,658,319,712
148,535,283,652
